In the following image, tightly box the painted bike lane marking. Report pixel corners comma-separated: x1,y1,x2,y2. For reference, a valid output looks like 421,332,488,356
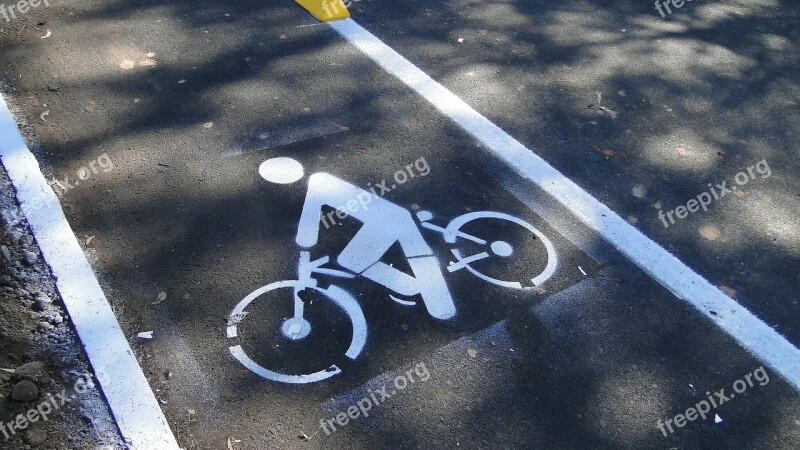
325,18,800,391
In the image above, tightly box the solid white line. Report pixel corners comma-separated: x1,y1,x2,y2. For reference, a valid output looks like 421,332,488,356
328,18,800,391
0,95,180,449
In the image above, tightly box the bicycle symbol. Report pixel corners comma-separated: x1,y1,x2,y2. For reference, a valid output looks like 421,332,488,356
226,157,558,383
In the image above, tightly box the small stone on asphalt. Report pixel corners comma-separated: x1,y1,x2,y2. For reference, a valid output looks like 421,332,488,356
23,428,48,445
11,380,39,402
23,250,38,265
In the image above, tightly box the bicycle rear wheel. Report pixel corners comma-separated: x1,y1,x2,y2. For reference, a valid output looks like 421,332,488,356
226,280,367,384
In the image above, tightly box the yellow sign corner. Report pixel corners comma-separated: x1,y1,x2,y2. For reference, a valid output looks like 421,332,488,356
294,0,350,22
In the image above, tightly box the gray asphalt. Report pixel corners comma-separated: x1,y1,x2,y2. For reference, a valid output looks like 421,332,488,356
350,0,800,345
0,0,798,448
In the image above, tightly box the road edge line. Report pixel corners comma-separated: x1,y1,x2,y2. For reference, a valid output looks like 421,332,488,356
0,94,180,449
328,18,800,391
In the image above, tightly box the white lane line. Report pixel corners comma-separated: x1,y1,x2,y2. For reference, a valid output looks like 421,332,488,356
0,95,180,449
327,18,800,391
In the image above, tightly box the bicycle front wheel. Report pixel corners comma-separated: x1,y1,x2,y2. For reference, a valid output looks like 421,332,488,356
444,211,558,289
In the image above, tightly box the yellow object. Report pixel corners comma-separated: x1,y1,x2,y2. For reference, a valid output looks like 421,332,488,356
294,0,350,21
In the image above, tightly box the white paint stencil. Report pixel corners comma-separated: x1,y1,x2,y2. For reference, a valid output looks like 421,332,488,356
227,158,558,383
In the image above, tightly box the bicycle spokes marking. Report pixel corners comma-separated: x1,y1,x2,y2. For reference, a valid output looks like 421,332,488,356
447,251,490,272
420,210,558,289
418,212,487,245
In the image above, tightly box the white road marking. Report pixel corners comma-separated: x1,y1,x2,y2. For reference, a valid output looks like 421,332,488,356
259,157,305,184
0,94,180,449
442,211,558,288
227,280,367,384
327,18,800,391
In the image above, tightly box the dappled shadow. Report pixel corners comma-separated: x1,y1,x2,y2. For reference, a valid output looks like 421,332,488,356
0,0,798,448
348,0,800,344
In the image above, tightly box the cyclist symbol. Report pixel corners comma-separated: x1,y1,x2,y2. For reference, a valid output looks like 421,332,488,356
226,157,558,383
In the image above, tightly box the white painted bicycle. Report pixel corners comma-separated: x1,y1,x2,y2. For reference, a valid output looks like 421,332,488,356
226,158,557,384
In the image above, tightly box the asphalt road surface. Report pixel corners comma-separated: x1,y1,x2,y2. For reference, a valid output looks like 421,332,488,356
0,0,798,448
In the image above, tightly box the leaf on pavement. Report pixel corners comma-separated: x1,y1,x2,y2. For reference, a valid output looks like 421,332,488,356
590,144,615,157
152,290,167,305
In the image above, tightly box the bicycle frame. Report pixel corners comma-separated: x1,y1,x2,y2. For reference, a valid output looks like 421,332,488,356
284,252,356,341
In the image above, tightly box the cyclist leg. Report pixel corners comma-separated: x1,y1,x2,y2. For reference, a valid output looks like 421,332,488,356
338,210,456,320
360,256,455,320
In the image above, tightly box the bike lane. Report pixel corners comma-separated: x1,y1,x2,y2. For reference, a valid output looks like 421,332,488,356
0,1,797,448
345,0,800,348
